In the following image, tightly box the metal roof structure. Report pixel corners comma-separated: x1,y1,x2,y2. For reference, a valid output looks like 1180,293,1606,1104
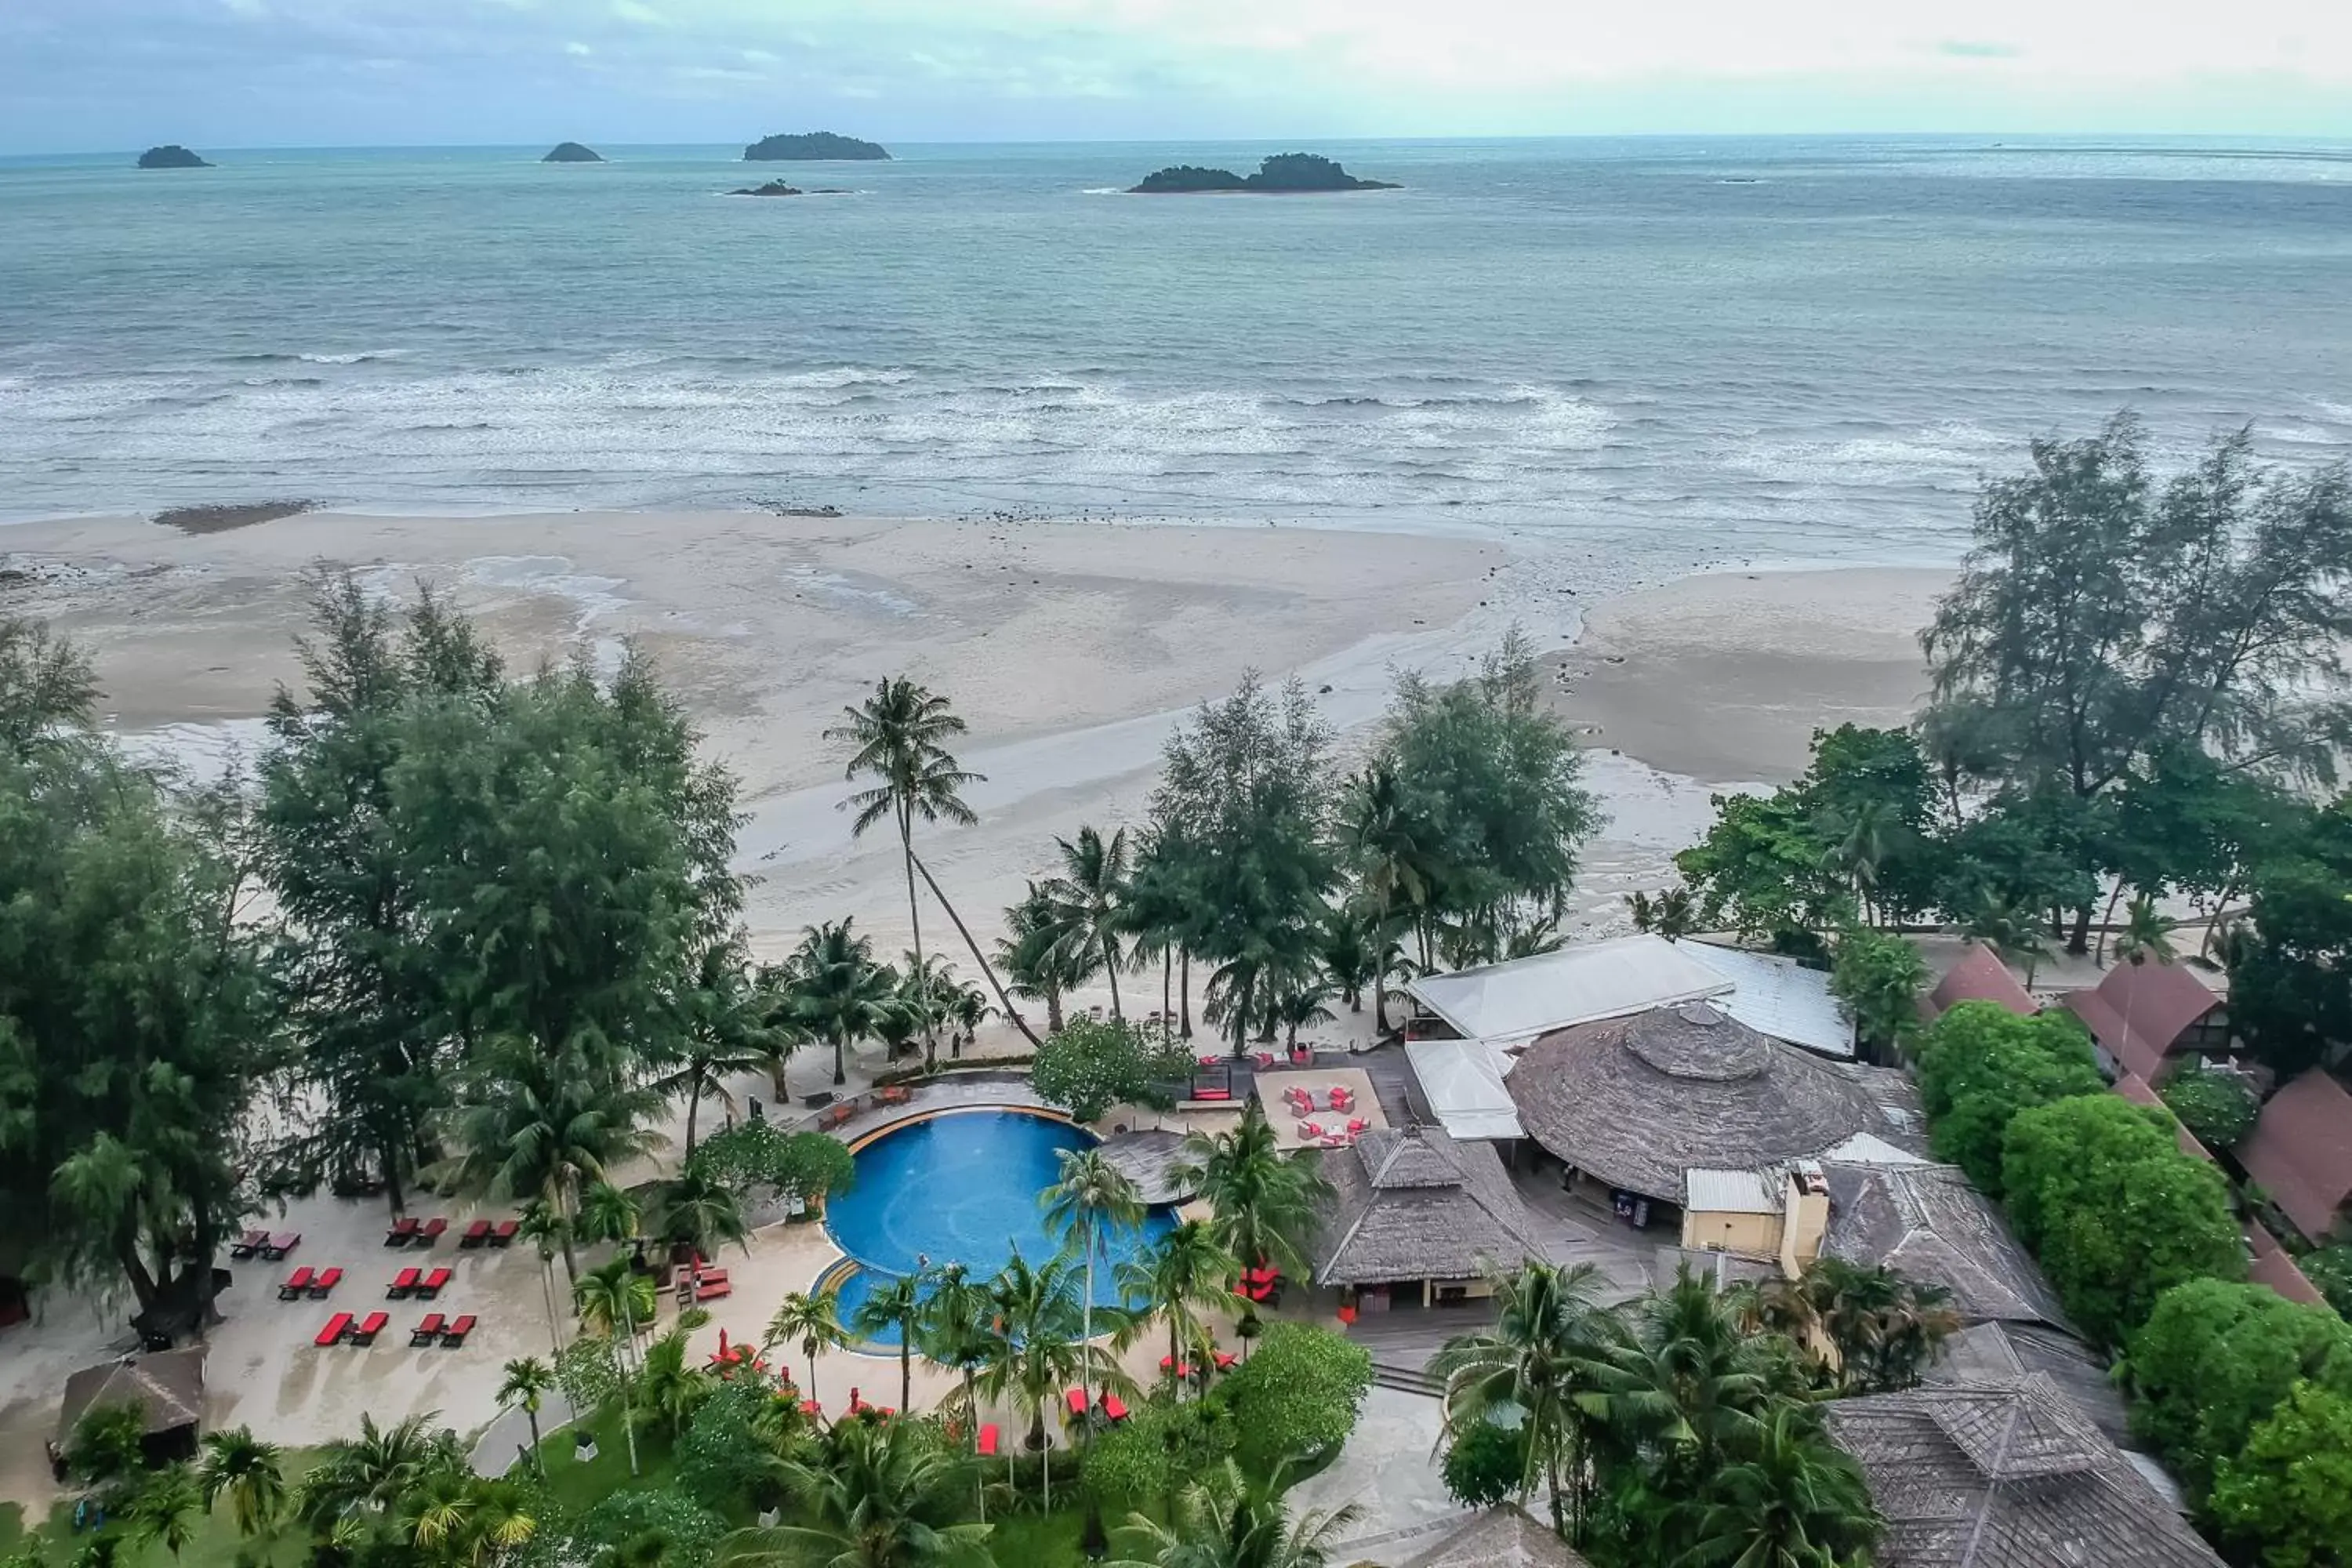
1404,1036,1524,1141
1404,935,1731,1049
1685,1167,1782,1214
1678,940,1857,1058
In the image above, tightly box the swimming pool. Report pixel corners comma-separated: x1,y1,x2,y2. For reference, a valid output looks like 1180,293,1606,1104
822,1108,1174,1347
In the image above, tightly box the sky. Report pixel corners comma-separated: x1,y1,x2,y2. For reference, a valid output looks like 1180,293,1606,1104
2,0,2350,155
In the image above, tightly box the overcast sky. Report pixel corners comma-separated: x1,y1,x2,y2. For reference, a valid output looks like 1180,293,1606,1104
3,0,2349,155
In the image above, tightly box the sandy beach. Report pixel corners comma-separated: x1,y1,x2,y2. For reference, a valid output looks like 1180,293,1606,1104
0,508,1958,1510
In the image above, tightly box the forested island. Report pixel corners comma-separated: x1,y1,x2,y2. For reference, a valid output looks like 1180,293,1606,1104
1130,153,1399,194
542,142,604,163
136,145,211,169
743,131,891,162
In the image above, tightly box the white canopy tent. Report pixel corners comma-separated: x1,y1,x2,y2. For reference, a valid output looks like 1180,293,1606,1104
1403,935,1733,1050
1404,1037,1524,1140
1676,941,1857,1059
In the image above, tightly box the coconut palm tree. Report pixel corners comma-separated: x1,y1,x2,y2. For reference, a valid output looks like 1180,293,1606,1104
514,1199,570,1352
999,880,1102,1034
2114,893,2182,967
977,1252,1087,1508
441,1043,662,1280
1116,1221,1238,1399
577,1179,641,1252
1339,764,1440,971
1595,1269,1778,1498
1959,893,2049,989
659,938,790,1155
299,1412,465,1532
129,1464,203,1560
635,1313,716,1440
195,1426,287,1539
1110,1460,1363,1568
495,1359,558,1478
916,1263,997,1436
1667,1405,1881,1568
1041,1148,1145,1414
576,1256,659,1341
1429,1259,1613,1544
1819,799,1898,927
1270,980,1337,1054
400,1472,539,1568
1316,907,1377,1014
655,1168,750,1261
1174,1102,1331,1317
782,918,904,1086
766,1289,851,1410
1041,824,1134,1022
946,982,992,1057
851,1271,931,1415
718,1415,993,1568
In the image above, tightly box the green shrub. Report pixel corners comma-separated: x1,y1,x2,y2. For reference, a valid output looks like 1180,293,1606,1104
688,1122,855,1205
1210,1322,1373,1479
1916,1002,2103,1195
1439,1419,1528,1508
2209,1381,2352,1566
2160,1069,2262,1149
2124,1278,2352,1500
1028,1017,1194,1123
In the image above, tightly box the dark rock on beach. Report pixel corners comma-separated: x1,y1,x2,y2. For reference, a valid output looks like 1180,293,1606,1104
152,500,314,534
542,142,604,163
137,145,212,169
742,131,890,162
1130,152,1398,194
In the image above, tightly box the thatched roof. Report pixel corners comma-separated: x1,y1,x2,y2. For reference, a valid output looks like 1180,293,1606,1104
1927,1322,2132,1447
56,1349,206,1443
1823,1163,2068,1328
1098,1129,1197,1205
1823,1374,2223,1567
1509,1001,1897,1203
1400,1505,1592,1567
1310,1122,1550,1286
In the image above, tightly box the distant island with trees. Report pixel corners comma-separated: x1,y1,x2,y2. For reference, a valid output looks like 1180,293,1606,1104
136,145,210,169
1130,153,1399,194
743,131,891,162
542,142,604,163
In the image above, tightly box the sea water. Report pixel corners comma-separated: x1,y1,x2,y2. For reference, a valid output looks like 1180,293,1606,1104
2,136,2348,569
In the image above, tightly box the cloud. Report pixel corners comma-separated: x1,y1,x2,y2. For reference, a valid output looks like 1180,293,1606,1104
564,39,592,56
1939,39,2022,59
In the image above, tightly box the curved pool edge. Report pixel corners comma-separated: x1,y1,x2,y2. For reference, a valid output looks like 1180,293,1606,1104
840,1098,1077,1156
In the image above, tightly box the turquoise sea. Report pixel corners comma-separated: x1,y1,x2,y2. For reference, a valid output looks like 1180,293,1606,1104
2,136,2348,563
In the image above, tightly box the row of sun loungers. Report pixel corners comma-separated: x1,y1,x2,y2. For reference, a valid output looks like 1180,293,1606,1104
277,1266,343,1300
314,1310,475,1348
387,1266,454,1299
229,1230,303,1261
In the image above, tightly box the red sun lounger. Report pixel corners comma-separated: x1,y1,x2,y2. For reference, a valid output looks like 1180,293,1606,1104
307,1267,344,1299
410,1312,446,1346
314,1311,354,1347
350,1312,389,1345
230,1229,269,1260
262,1232,301,1260
1213,1350,1238,1372
413,1217,448,1247
1102,1394,1129,1422
385,1216,419,1247
417,1266,452,1300
459,1219,492,1249
439,1314,476,1348
1065,1387,1087,1417
387,1267,420,1298
489,1219,519,1247
977,1423,1000,1457
278,1267,314,1301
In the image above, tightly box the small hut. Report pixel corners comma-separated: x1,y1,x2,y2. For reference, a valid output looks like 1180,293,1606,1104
56,1348,207,1465
1308,1121,1550,1311
2062,962,2227,1083
1401,1504,1593,1566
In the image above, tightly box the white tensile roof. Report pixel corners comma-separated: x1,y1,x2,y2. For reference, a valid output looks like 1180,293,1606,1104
1403,935,1733,1048
1405,1037,1525,1141
1675,940,1858,1059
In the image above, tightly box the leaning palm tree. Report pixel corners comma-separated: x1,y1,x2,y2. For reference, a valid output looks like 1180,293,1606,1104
1667,1404,1881,1568
976,1252,1087,1508
719,1415,993,1568
766,1289,851,1410
1430,1259,1613,1544
1041,1147,1145,1414
196,1427,287,1540
1110,1460,1362,1568
851,1271,931,1415
1116,1221,1239,1399
495,1359,558,1479
1174,1102,1331,1323
782,917,904,1086
1040,824,1135,1021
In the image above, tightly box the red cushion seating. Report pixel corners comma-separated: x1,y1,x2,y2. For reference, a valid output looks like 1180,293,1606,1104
314,1312,353,1346
351,1312,389,1345
388,1267,420,1298
490,1219,519,1247
278,1267,314,1300
419,1267,452,1298
459,1220,492,1248
976,1424,1000,1457
440,1314,476,1347
411,1313,446,1345
1102,1394,1129,1421
308,1267,343,1298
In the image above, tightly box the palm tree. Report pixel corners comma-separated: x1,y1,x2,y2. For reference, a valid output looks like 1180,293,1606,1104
577,1179,642,1252
299,1412,464,1532
946,982,992,1057
1110,1460,1363,1568
1668,1405,1880,1568
1819,799,1898,927
1316,907,1377,1014
1595,1268,1777,1498
1430,1259,1613,1543
195,1426,287,1539
1339,764,1440,971
916,1263,997,1436
1960,893,2049,989
1270,980,1336,1054
514,1199,570,1353
441,1043,662,1279
495,1359,557,1479
767,1288,851,1410
1116,1221,1238,1399
1041,1148,1145,1414
1041,824,1134,1021
401,1472,539,1568
851,1271,930,1414
655,1168,750,1261
129,1464,203,1560
2115,893,2182,967
660,938,789,1155
1000,881,1102,1034
719,1415,993,1568
575,1256,659,1341
1174,1102,1332,1320
782,918,903,1086
977,1252,1087,1508
635,1314,716,1440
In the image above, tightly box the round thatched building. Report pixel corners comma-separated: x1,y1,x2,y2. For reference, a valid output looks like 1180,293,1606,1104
1508,1000,1888,1203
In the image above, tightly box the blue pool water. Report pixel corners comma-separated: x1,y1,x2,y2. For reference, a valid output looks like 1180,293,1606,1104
823,1109,1174,1347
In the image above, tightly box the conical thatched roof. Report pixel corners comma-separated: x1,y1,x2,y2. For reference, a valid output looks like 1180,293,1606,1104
1402,1504,1593,1566
1310,1122,1550,1287
1509,1001,1890,1203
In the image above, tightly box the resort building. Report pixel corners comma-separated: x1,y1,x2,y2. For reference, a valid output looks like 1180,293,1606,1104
1308,1121,1552,1312
1923,944,2037,1021
2060,960,2229,1084
1401,1504,1592,1567
54,1348,206,1468
2239,1067,2352,1245
1819,1161,2069,1328
1822,1374,2225,1567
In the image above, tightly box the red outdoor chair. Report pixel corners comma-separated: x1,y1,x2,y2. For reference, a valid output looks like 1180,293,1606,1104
314,1312,353,1347
307,1267,343,1298
350,1312,390,1345
411,1313,446,1347
278,1267,314,1301
440,1315,477,1348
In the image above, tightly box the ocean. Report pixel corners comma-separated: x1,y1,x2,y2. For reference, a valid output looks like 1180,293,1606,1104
2,136,2349,567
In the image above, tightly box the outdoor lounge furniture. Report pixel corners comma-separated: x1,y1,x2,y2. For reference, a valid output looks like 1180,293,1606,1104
692,1266,731,1302
314,1312,354,1346
1102,1394,1129,1422
439,1315,476,1348
350,1311,390,1346
1213,1350,1237,1372
1064,1387,1087,1417
278,1267,314,1301
411,1312,446,1346
1346,1117,1370,1134
1192,1086,1232,1101
1251,1052,1276,1069
822,1102,855,1130
262,1232,300,1260
1197,1054,1222,1069
385,1217,419,1247
387,1267,421,1298
877,1084,912,1106
1298,1120,1324,1138
489,1219,519,1247
307,1267,343,1299
416,1266,452,1300
413,1217,448,1247
976,1424,999,1457
230,1229,269,1260
459,1220,492,1249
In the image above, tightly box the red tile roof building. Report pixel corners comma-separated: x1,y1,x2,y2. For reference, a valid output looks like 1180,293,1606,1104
2240,1068,2352,1245
2061,961,2226,1083
1926,946,2037,1021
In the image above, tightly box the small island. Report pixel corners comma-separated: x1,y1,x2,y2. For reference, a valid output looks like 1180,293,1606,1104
542,142,604,163
743,131,891,162
136,145,212,169
1130,152,1398,194
728,180,804,198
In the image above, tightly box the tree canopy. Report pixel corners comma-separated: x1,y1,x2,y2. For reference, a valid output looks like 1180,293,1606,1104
1915,1001,2104,1195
